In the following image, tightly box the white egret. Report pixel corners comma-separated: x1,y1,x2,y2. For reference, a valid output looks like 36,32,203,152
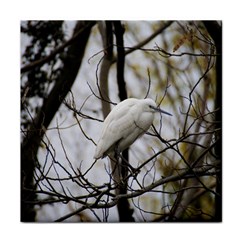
94,98,171,159
94,98,172,192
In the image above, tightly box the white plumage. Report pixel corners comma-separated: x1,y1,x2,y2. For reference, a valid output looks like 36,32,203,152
94,98,171,159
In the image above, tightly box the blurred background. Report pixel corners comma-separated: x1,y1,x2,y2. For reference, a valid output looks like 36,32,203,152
20,21,221,222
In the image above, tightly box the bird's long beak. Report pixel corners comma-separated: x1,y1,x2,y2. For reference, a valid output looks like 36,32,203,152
159,108,172,116
151,106,172,116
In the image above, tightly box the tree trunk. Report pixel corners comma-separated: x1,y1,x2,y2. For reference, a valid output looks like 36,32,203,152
113,21,134,222
21,21,94,221
203,21,222,221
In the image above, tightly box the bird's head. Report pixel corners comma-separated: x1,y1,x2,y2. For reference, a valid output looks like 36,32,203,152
143,98,172,116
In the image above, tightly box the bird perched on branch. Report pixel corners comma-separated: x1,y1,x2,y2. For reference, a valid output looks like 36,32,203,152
94,98,172,194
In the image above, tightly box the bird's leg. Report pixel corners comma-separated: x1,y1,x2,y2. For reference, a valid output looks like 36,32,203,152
114,145,121,162
113,145,122,177
113,145,134,179
112,144,123,182
114,144,140,180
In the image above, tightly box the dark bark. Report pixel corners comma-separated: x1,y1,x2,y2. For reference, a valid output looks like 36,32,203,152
113,21,134,222
21,21,94,221
99,21,134,221
113,21,127,101
203,21,222,221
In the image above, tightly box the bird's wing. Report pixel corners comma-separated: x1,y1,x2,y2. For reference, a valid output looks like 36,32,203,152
94,103,138,159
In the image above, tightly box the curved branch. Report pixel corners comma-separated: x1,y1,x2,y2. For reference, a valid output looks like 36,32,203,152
53,166,218,222
98,21,113,118
112,21,174,62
